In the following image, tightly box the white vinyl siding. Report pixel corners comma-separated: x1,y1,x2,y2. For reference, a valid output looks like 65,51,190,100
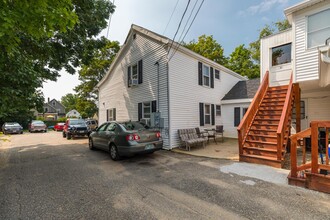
168,50,242,148
295,16,320,81
98,32,169,147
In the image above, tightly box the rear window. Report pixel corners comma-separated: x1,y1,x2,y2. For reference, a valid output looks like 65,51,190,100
120,122,148,131
32,121,45,125
6,123,20,127
69,119,86,126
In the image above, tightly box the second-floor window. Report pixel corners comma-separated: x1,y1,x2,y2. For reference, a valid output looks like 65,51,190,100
143,102,151,119
128,59,143,87
307,9,330,48
203,65,210,87
272,43,291,66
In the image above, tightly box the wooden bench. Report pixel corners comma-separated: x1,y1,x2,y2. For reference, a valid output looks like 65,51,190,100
178,128,207,151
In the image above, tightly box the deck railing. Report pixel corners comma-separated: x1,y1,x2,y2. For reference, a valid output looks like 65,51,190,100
237,71,269,155
276,73,294,160
289,121,330,179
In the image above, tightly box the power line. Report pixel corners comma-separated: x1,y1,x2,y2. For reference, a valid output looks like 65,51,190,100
163,0,180,35
169,0,205,61
167,0,191,54
106,0,115,38
177,0,199,44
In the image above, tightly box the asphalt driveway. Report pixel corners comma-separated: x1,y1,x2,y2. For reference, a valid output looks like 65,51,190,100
0,132,329,219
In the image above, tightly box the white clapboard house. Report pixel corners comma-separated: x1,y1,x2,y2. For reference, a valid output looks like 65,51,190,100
238,0,330,168
96,24,246,149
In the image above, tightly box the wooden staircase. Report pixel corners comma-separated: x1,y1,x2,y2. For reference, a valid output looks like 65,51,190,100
238,72,299,168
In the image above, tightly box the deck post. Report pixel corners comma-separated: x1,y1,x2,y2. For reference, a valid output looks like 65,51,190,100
290,138,298,178
294,84,301,133
311,122,318,174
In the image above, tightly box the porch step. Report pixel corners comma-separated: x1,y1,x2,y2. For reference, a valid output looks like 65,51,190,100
250,124,279,130
243,146,284,157
239,154,282,168
244,140,277,148
257,110,282,115
264,93,287,98
259,106,284,110
246,134,277,142
267,85,288,91
254,117,280,121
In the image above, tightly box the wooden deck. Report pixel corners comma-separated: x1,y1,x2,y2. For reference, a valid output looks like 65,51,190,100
288,121,330,193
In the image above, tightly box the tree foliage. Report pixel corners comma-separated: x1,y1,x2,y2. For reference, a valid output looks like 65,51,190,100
0,0,115,126
183,35,228,66
249,19,291,64
227,44,259,79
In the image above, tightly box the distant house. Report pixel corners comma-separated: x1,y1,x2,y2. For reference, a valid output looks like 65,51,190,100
66,109,81,118
38,98,66,120
95,24,246,149
221,78,260,138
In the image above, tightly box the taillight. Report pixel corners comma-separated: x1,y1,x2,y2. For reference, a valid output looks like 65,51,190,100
156,132,161,138
126,134,140,141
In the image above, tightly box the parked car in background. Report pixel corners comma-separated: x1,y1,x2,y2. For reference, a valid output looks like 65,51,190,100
63,118,89,139
2,122,23,135
54,122,65,131
85,119,98,131
88,121,163,161
28,120,47,133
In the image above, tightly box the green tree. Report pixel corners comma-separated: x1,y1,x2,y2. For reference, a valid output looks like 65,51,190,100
227,44,259,79
61,94,78,112
75,38,120,100
0,0,115,125
249,19,291,64
183,35,228,66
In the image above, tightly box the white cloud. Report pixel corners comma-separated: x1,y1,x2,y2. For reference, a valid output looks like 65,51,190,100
238,0,289,16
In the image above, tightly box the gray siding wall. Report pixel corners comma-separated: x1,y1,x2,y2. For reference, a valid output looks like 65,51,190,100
98,32,169,147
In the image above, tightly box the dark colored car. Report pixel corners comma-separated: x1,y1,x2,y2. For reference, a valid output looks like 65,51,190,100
88,121,163,160
28,120,47,133
63,118,89,139
54,122,65,131
85,119,98,131
2,122,23,135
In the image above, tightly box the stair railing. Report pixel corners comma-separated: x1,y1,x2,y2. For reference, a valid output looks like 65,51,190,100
276,73,294,161
238,71,269,155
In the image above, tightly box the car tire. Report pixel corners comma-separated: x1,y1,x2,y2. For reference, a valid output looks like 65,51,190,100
62,132,66,138
67,133,71,140
3,131,7,135
89,138,95,150
20,131,23,134
109,144,120,161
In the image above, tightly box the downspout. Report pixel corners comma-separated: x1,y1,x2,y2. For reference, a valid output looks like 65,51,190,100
155,61,160,112
166,50,171,149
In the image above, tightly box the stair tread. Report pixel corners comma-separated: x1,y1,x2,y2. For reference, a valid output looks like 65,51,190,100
243,146,285,153
240,154,281,162
247,134,277,138
245,140,277,145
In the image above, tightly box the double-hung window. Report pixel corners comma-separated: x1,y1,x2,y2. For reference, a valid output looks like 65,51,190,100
132,64,138,82
203,65,210,87
143,102,151,119
216,105,221,116
307,9,330,48
215,69,220,80
204,104,211,125
107,108,116,121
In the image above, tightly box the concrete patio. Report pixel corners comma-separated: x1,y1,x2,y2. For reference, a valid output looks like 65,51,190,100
172,137,239,161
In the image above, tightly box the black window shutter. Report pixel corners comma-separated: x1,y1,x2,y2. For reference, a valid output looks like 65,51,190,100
138,59,143,84
234,107,241,127
106,109,109,121
138,103,142,121
198,62,202,86
151,100,157,112
211,104,215,125
127,66,131,87
199,103,204,126
113,108,116,121
210,67,214,88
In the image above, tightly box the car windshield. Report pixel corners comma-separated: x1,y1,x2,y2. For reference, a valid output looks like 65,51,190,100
33,121,44,125
120,122,148,131
70,119,86,126
6,123,20,127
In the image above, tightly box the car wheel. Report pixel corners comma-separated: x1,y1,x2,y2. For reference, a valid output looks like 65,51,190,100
89,138,95,150
20,131,23,134
109,144,120,161
3,131,7,135
62,132,66,138
67,133,71,140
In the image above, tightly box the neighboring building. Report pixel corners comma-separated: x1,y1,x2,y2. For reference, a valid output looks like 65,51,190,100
38,98,66,120
239,0,330,168
96,24,246,149
66,109,81,118
221,78,260,138
260,0,330,131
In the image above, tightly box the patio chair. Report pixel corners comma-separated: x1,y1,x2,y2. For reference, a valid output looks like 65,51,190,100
195,127,208,139
215,125,224,142
206,129,217,144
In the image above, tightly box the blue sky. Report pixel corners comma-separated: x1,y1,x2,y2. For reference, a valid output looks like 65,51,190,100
42,0,301,101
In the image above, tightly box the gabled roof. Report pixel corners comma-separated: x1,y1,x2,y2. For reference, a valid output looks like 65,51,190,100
48,98,66,109
284,0,325,23
44,103,56,111
222,78,260,100
96,24,246,88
